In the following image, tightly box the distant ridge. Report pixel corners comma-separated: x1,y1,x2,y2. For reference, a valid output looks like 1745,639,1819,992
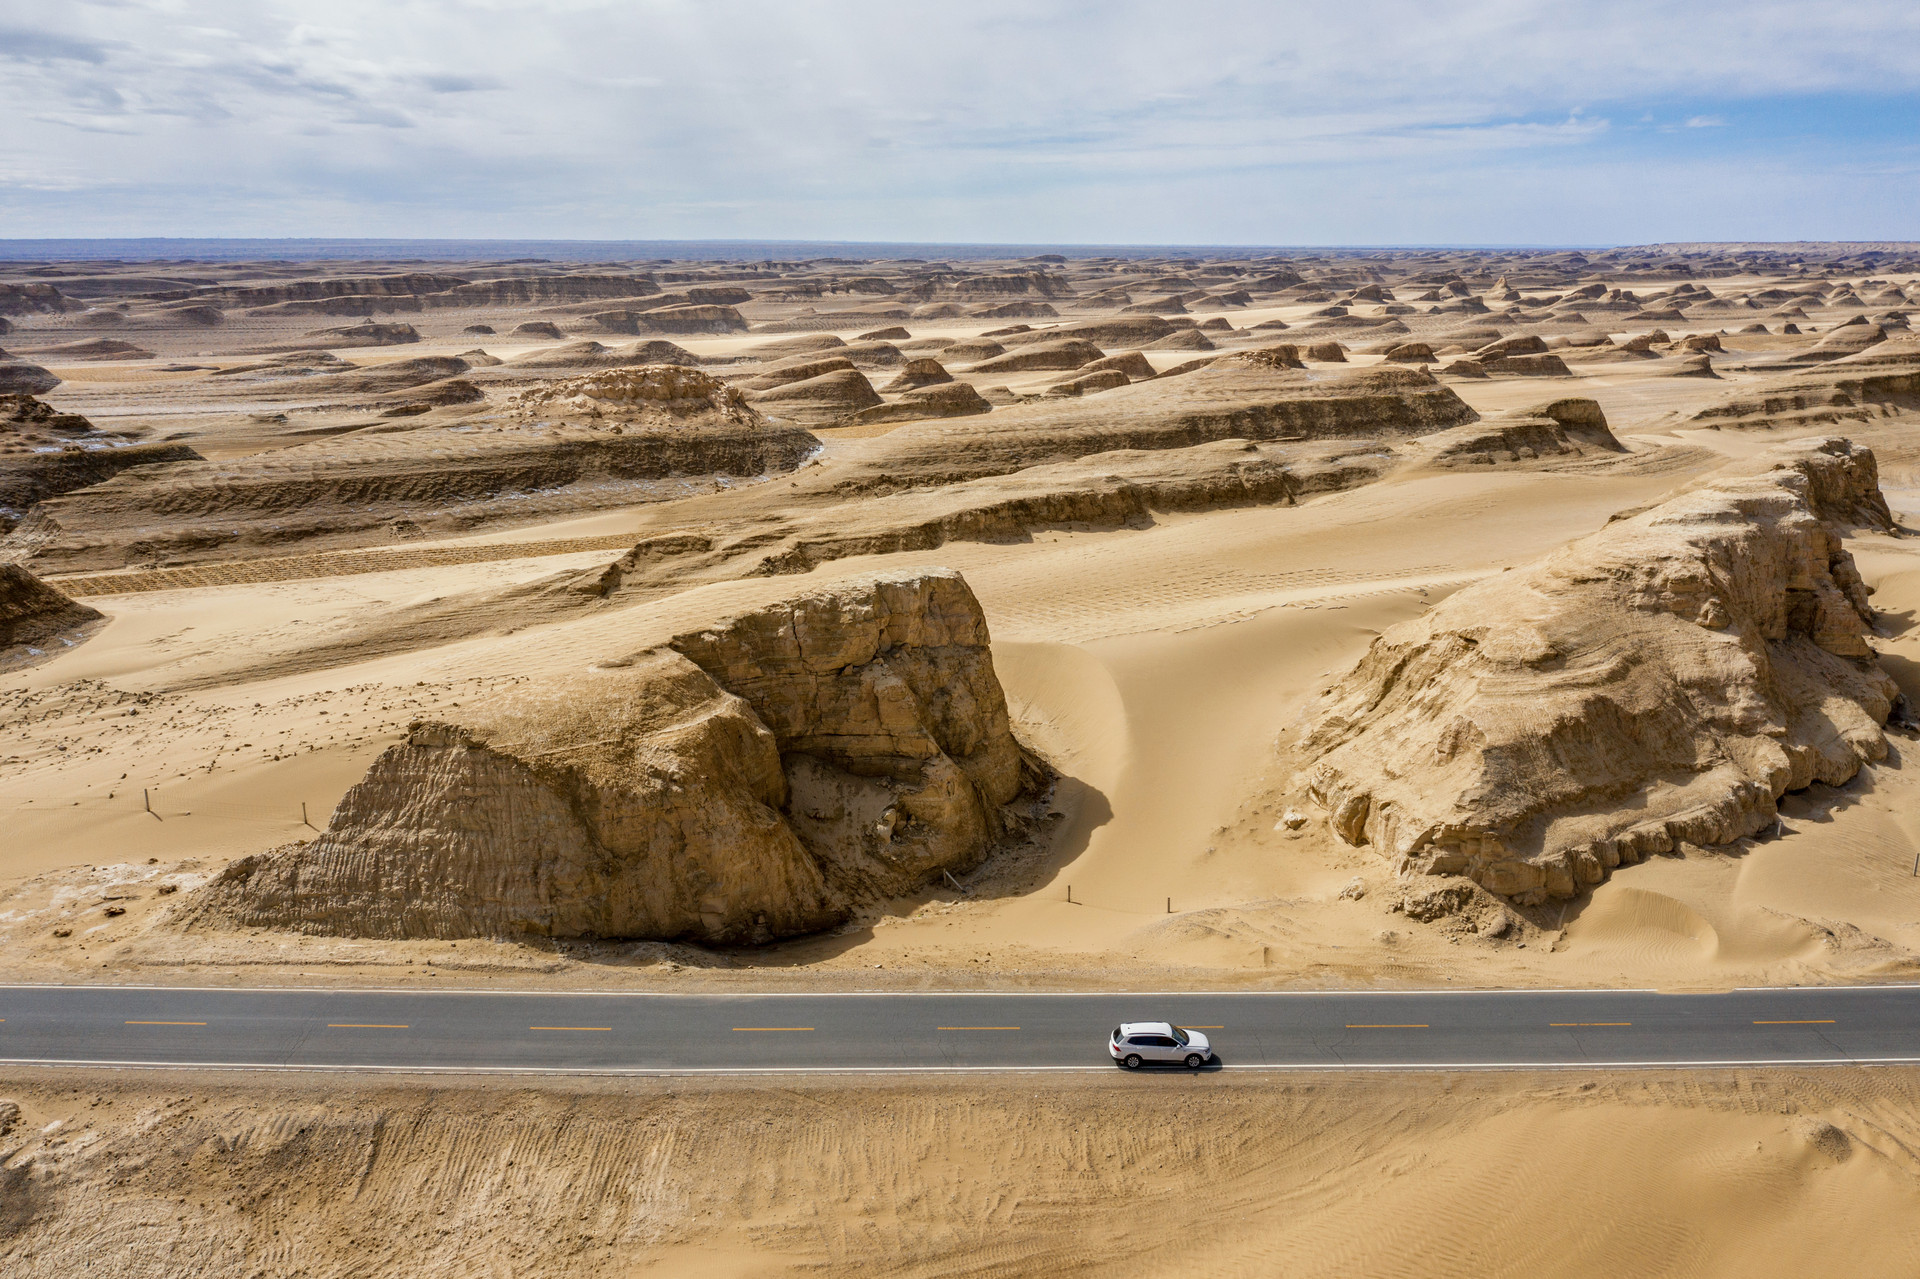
0,237,1607,264
1637,241,1920,253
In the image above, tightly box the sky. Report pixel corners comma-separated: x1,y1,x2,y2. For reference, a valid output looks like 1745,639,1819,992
1,0,1917,246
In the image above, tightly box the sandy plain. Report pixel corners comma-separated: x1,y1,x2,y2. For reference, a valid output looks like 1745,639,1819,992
1,1067,1917,1279
4,245,1920,1273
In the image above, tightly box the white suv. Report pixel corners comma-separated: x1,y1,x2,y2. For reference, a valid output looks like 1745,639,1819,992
1110,1022,1213,1070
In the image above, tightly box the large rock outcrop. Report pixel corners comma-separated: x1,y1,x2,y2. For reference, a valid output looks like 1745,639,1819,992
1297,438,1900,903
178,570,1047,943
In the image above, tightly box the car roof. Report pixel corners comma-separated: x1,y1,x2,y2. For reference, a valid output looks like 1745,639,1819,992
1118,1022,1174,1036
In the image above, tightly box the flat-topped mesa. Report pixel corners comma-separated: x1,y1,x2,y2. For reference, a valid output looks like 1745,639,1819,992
176,569,1047,943
1297,438,1899,904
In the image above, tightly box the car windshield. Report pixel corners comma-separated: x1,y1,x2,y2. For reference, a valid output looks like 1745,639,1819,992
1171,1027,1189,1045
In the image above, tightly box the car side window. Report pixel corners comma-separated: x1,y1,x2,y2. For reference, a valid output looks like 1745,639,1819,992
1150,1035,1177,1047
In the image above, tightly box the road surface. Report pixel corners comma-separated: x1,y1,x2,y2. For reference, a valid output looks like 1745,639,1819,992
2,984,1917,1074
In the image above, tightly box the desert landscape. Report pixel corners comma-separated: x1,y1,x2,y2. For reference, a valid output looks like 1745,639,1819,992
5,245,1920,989
3,240,1920,1271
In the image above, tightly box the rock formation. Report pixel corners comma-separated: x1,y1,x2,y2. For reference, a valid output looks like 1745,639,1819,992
0,393,204,532
428,276,660,307
970,339,1104,374
0,283,79,315
1410,398,1625,467
1682,338,1920,432
0,563,103,671
740,356,859,393
299,323,421,347
0,350,59,395
1298,438,1899,903
562,438,1394,601
880,359,954,392
841,383,992,425
11,368,817,571
805,348,1477,492
177,570,1047,943
748,368,883,424
26,338,154,361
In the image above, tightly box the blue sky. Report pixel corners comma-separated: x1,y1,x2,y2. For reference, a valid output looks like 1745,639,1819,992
1,0,1916,244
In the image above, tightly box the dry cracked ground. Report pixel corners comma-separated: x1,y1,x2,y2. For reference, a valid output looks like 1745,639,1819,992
5,243,1920,1275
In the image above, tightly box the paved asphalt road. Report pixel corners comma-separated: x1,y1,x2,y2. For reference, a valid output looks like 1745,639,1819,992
2,984,1919,1074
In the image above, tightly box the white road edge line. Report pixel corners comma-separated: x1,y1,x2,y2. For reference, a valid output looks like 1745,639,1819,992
0,1057,1917,1076
1734,984,1920,992
0,984,1671,998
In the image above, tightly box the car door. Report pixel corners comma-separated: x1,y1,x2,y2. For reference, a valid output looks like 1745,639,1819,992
1145,1034,1180,1062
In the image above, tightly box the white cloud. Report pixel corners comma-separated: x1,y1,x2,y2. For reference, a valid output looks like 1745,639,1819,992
0,0,1915,241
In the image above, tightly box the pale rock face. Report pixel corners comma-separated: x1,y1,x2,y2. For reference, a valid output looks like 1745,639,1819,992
1298,438,1899,904
179,569,1044,943
669,570,1030,899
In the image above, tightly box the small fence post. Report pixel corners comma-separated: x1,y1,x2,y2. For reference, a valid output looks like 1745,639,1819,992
1066,884,1072,905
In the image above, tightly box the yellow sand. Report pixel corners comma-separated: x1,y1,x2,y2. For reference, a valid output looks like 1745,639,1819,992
0,1068,1914,1278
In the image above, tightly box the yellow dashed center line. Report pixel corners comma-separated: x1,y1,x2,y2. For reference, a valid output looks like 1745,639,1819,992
732,1027,813,1032
937,1026,1020,1031
1754,1019,1835,1025
1347,1024,1428,1029
531,1026,611,1032
126,1020,206,1026
1551,1022,1632,1027
328,1023,409,1029
1183,1026,1224,1029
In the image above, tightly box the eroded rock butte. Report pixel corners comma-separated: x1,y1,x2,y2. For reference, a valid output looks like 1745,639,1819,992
1299,437,1900,903
178,569,1048,942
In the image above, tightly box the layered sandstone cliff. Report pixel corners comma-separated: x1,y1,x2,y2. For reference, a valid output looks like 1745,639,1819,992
10,367,818,571
179,570,1046,942
1297,438,1899,903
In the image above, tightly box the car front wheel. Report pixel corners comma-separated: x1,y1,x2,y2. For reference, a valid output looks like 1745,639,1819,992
1122,1054,1143,1070
1184,1054,1205,1070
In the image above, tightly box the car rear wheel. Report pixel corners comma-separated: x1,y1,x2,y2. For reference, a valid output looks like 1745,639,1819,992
1122,1054,1143,1070
1184,1053,1205,1070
